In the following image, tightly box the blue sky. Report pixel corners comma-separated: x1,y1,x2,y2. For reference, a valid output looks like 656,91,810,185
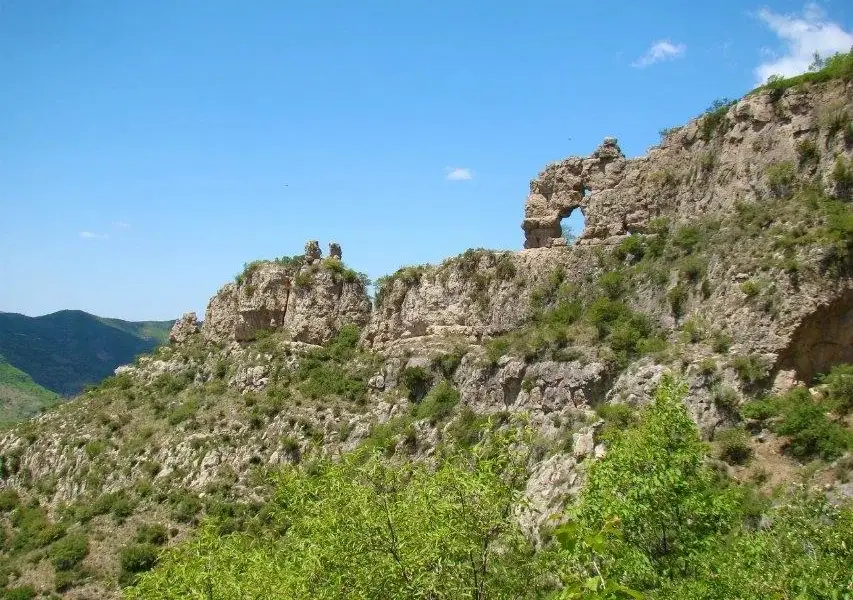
1,1,851,320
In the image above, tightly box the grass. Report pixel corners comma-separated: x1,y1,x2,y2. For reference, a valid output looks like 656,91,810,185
756,50,853,93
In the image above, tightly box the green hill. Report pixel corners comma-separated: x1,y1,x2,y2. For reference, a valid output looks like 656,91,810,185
0,356,60,426
0,310,173,397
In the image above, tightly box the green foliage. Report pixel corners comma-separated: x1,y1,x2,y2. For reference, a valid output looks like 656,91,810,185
758,49,853,91
432,349,465,378
739,279,762,298
84,439,107,459
136,524,169,546
743,386,852,460
565,377,740,589
2,586,36,600
294,327,372,404
715,427,753,464
399,366,432,400
667,283,688,317
820,363,853,414
598,271,627,299
375,265,428,306
614,234,646,263
120,543,160,586
127,431,547,600
765,161,797,197
832,155,853,197
596,404,637,444
658,494,853,599
728,354,769,385
49,533,89,571
0,490,20,513
698,98,736,141
795,138,818,165
412,380,460,424
320,257,371,287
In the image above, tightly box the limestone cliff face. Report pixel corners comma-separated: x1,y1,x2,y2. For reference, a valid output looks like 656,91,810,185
367,80,853,387
201,243,371,346
523,81,852,248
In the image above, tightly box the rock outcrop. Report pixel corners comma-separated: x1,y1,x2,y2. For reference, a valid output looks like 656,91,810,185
523,82,852,248
168,312,200,344
201,243,371,346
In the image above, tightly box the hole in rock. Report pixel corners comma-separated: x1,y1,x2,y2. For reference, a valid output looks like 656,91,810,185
560,208,586,246
777,289,853,383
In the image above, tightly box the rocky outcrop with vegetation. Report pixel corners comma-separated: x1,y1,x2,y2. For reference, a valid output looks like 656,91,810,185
0,55,851,599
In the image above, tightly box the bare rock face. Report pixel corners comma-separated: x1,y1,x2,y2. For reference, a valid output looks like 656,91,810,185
169,312,200,344
202,244,371,345
522,81,853,249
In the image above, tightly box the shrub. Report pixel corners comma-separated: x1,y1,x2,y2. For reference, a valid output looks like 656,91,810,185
120,543,160,581
716,428,753,464
0,489,20,513
765,161,797,197
759,49,853,92
699,98,735,140
795,138,818,165
136,523,169,546
84,440,107,459
413,381,460,424
596,403,637,443
712,385,739,412
615,234,646,262
741,397,781,421
50,533,89,571
3,587,36,600
775,389,851,460
729,354,769,385
831,156,853,197
712,330,732,353
400,366,432,401
598,270,626,299
54,569,82,592
678,256,706,283
740,280,761,298
667,283,688,317
432,350,464,378
820,363,853,414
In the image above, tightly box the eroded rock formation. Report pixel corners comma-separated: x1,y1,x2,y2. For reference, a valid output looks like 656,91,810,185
201,245,371,346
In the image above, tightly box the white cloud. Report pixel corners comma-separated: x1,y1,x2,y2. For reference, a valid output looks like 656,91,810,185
754,3,853,84
445,167,473,181
79,231,108,240
632,40,687,68
112,221,130,229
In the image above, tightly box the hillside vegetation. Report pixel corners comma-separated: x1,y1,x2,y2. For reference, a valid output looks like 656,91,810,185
0,311,172,398
0,358,59,427
0,53,851,599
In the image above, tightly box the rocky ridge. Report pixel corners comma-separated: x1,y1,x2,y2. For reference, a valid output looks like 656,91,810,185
0,77,851,598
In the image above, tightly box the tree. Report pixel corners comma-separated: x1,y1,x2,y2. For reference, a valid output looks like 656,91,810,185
557,376,739,590
127,429,548,599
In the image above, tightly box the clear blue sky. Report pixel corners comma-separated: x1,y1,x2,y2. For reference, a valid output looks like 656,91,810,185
1,1,851,320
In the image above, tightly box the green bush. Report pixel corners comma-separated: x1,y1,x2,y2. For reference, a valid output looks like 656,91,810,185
615,234,646,262
50,533,89,571
759,49,853,91
740,280,760,298
716,428,753,465
3,586,36,600
598,271,627,299
765,161,797,197
729,354,769,385
820,363,853,414
712,386,739,412
84,439,107,459
54,568,82,592
699,98,735,140
667,283,688,317
775,390,851,460
413,381,460,424
136,523,169,546
120,542,160,585
0,489,20,513
400,366,432,401
795,138,818,165
741,397,780,421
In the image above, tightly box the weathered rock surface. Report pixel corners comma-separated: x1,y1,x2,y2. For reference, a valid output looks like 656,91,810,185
523,81,853,249
201,248,371,346
168,312,200,344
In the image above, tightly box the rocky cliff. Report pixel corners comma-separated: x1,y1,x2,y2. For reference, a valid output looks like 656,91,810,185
0,76,851,598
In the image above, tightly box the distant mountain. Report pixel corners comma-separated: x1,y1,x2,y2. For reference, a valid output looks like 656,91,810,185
0,355,60,425
0,310,173,397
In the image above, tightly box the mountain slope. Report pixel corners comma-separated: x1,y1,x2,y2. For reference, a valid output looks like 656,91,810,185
0,56,851,598
0,356,60,426
0,310,173,397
